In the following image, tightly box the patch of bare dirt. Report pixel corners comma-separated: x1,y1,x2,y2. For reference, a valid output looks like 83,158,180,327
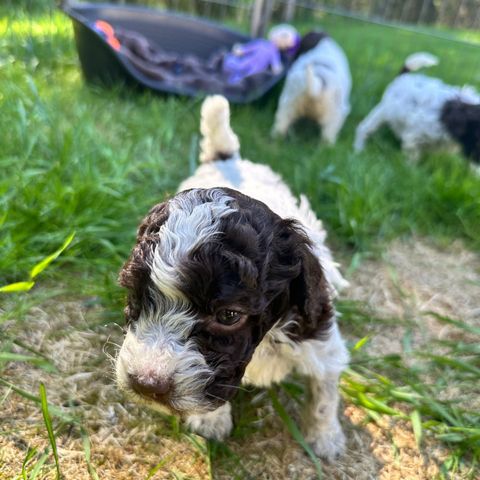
1,238,478,479
211,399,449,480
0,302,209,479
347,238,480,355
213,400,385,480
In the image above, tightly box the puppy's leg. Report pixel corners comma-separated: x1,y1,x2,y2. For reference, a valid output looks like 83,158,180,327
401,134,422,162
320,115,344,145
185,402,233,441
303,369,346,461
318,91,349,145
295,325,349,461
271,90,300,137
354,104,386,152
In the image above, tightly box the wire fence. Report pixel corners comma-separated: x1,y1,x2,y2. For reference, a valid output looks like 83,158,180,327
109,0,480,32
80,0,480,90
293,0,480,29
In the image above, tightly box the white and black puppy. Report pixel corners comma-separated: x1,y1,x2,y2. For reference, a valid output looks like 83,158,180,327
115,95,349,460
272,31,352,144
354,52,480,164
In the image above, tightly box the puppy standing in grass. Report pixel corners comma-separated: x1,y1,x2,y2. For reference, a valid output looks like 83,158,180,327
271,31,352,144
116,96,349,460
354,52,480,164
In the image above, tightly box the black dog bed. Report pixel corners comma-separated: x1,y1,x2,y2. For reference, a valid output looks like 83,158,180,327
63,2,289,103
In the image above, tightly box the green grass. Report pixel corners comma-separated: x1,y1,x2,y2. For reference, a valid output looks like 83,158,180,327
39,383,61,479
344,303,480,472
1,1,480,478
1,3,480,292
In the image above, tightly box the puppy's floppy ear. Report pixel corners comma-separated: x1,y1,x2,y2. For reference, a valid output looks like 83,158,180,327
294,31,329,60
273,219,334,340
135,201,170,239
119,201,169,324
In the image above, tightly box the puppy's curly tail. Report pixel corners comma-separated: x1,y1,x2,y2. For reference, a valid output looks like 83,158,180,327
200,95,240,163
400,52,439,74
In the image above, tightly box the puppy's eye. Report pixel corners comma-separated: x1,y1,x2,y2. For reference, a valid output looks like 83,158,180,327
216,309,243,326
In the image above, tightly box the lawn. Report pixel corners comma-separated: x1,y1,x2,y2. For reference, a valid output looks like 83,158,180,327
1,1,480,479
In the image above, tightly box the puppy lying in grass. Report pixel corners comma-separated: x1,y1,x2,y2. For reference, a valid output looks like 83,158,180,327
115,95,349,460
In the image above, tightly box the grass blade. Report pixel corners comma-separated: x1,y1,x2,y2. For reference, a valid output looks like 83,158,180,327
0,281,35,292
22,447,38,480
352,336,370,351
39,383,61,479
425,354,480,376
28,449,50,480
145,456,172,480
80,428,100,480
356,392,405,417
1,232,75,294
0,377,74,422
411,410,423,447
29,232,75,279
426,312,480,337
269,389,323,479
0,351,57,372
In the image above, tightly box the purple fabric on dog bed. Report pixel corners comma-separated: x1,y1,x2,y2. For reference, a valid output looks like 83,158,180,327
223,39,283,84
114,27,282,96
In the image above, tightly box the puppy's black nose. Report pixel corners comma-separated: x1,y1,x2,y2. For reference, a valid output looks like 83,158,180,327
128,374,172,402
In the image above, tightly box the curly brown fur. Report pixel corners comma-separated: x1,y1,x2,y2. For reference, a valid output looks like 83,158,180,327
441,99,480,164
119,201,170,325
118,188,333,404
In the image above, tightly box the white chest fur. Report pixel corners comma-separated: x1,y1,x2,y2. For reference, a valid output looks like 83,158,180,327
242,321,349,388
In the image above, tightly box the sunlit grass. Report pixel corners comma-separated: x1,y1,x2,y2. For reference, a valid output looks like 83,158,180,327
1,1,480,478
0,15,70,37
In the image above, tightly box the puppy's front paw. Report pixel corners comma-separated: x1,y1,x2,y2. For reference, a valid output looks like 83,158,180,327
185,402,233,441
308,426,346,462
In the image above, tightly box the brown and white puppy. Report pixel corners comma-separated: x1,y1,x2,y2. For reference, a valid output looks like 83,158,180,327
354,52,480,165
115,96,349,460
